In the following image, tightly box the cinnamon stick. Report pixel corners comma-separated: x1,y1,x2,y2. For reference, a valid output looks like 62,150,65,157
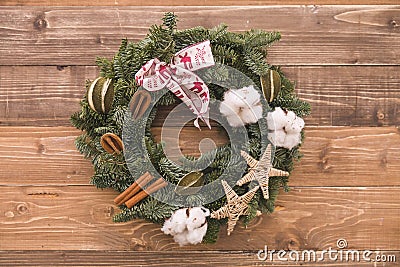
125,178,167,208
114,172,152,205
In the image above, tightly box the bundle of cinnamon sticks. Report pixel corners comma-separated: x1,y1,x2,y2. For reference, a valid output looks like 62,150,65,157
114,172,167,208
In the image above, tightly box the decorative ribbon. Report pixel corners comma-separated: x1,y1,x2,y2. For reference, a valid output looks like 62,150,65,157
135,40,215,129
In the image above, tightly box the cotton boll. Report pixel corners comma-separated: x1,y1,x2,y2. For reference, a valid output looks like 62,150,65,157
268,129,286,147
219,100,239,117
162,207,210,246
240,104,263,125
236,85,261,106
226,114,245,127
266,107,287,130
165,208,189,234
220,86,264,128
186,207,209,231
285,116,305,134
186,223,208,245
161,218,173,235
286,110,296,123
222,90,246,110
283,132,301,150
173,231,190,246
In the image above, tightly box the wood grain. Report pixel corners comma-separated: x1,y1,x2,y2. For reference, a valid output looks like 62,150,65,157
0,6,399,66
1,251,398,267
0,3,399,263
0,126,399,187
0,185,399,251
0,66,97,126
1,65,399,127
0,251,398,267
0,127,93,186
290,126,400,186
2,0,400,6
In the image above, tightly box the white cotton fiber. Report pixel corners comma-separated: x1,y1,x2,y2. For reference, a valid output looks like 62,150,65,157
186,207,210,231
186,223,208,245
222,90,244,110
267,107,304,149
236,85,261,106
220,86,263,128
161,208,187,235
268,129,286,147
283,132,302,150
225,114,245,127
241,104,263,125
161,207,210,246
285,116,305,134
173,231,190,246
266,107,287,130
219,99,239,117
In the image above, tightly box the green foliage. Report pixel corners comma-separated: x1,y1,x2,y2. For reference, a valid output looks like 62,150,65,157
71,13,310,244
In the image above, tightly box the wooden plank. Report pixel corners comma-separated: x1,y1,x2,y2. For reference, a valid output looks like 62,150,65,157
2,0,400,6
283,66,400,127
0,251,399,267
0,126,399,187
290,126,400,186
0,185,399,251
1,65,399,127
0,127,93,186
152,126,400,186
0,6,399,66
0,66,98,126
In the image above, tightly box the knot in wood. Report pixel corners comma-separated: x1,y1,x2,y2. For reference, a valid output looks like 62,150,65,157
376,110,385,120
389,19,398,28
34,15,48,30
105,206,114,218
17,203,28,214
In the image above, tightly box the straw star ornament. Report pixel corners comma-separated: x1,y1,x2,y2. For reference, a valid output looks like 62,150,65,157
210,180,259,235
237,144,289,200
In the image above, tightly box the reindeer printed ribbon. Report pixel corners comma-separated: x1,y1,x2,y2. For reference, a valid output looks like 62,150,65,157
135,40,215,129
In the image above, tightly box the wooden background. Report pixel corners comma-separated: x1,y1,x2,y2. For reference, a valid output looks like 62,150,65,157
0,2,399,266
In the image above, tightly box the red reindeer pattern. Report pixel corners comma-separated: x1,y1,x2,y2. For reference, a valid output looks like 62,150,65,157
190,81,204,93
178,52,193,69
190,81,208,102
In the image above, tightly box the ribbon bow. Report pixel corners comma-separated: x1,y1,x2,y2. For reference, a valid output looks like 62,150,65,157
135,40,215,129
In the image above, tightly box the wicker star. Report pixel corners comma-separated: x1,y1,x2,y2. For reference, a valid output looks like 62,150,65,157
237,144,289,200
210,180,259,236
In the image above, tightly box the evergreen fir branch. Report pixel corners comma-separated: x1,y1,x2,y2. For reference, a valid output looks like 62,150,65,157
208,24,228,42
96,57,114,78
243,48,270,76
212,44,238,65
173,26,210,50
272,94,311,118
158,157,186,184
74,133,100,159
243,191,260,225
202,218,221,243
162,12,178,32
244,29,281,49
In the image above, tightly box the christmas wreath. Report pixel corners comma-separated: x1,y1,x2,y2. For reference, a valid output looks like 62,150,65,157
71,13,310,245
